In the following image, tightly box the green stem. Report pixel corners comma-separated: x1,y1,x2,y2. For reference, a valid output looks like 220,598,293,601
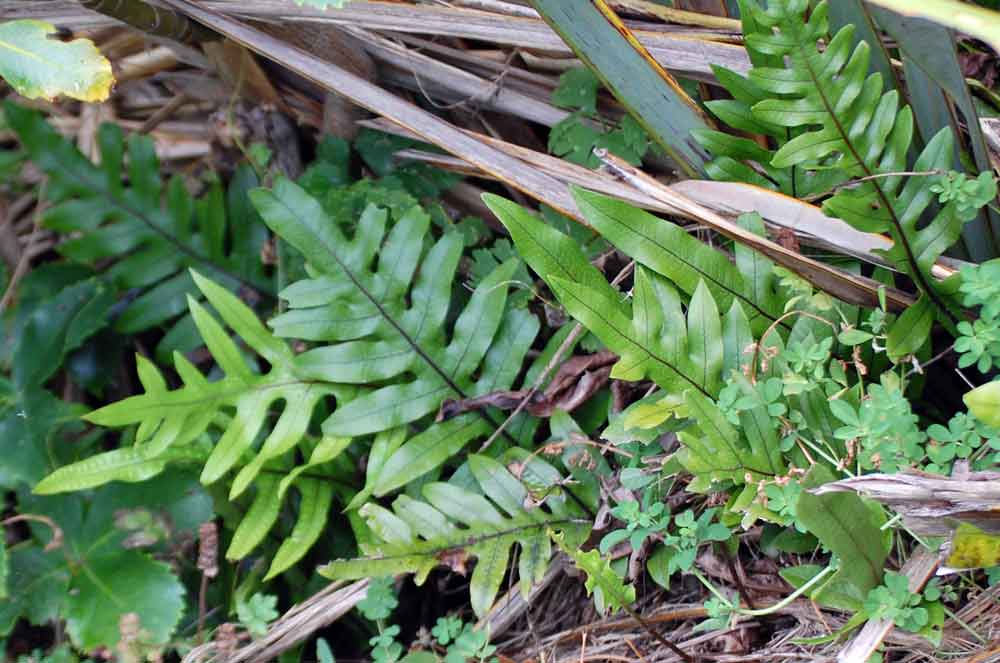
735,565,835,616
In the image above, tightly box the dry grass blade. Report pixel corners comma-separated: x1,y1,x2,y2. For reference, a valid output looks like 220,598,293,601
594,151,917,311
532,0,711,177
345,27,572,127
155,0,580,217
181,580,369,663
1,1,750,79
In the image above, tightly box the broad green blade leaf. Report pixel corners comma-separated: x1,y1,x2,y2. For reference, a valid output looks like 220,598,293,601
797,465,889,602
13,278,115,388
0,21,113,102
864,1,1000,58
468,455,531,519
529,0,710,176
686,281,724,396
886,294,933,360
346,427,407,510
373,417,490,498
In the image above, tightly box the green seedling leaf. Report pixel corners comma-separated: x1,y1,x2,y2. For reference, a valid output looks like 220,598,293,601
551,530,634,615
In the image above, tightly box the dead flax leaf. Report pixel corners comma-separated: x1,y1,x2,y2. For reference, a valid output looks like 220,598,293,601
814,470,1000,572
438,351,618,420
813,470,1000,537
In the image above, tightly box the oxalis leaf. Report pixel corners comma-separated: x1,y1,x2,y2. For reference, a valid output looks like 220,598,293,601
0,21,113,102
322,454,590,619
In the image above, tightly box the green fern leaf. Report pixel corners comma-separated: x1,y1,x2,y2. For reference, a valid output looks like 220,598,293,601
4,104,272,360
570,188,783,333
34,270,348,567
546,269,739,398
42,183,537,577
732,0,989,329
321,454,590,618
367,308,539,496
251,177,522,438
676,389,785,491
486,193,768,396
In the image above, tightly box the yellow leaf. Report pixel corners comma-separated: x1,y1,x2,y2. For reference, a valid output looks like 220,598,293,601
0,20,113,102
945,522,1000,570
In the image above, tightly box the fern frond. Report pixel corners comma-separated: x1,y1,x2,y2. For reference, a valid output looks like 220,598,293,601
4,103,271,359
485,194,752,398
34,270,348,574
321,454,591,618
360,307,540,498
251,177,526,438
38,185,535,578
676,389,785,492
550,530,635,616
569,188,784,334
697,0,995,329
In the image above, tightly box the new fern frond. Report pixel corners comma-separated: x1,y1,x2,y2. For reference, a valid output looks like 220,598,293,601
322,454,591,618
